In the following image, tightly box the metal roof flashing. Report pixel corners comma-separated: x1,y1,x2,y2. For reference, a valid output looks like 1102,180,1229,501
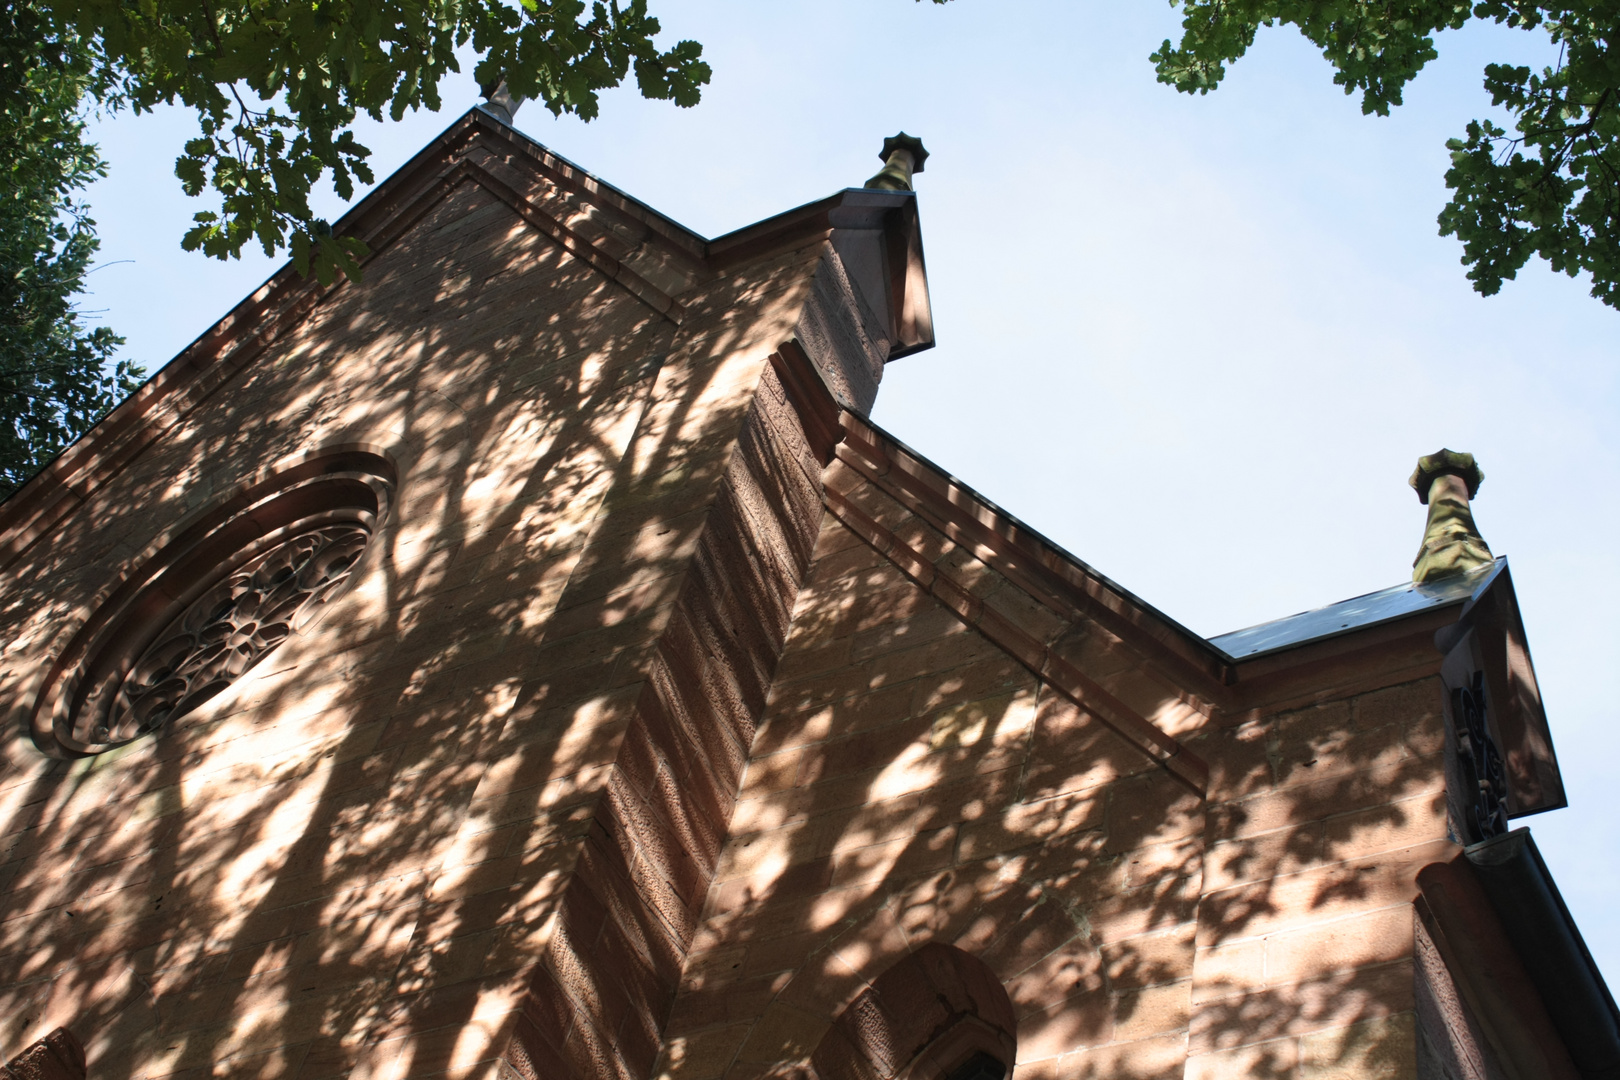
1209,558,1506,662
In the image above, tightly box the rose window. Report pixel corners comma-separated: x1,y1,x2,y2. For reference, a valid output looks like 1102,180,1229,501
97,524,370,746
30,453,392,758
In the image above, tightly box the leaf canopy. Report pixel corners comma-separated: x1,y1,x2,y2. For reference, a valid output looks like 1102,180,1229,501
43,0,713,283
1,0,711,498
1148,0,1620,306
0,2,143,499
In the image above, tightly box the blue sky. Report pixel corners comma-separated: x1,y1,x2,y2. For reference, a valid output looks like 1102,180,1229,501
81,0,1619,987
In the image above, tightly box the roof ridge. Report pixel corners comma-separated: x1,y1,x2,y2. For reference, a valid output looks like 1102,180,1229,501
0,110,920,572
836,410,1232,679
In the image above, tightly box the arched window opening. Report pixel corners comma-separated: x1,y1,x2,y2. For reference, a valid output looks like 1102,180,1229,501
944,1051,1006,1080
809,943,1016,1080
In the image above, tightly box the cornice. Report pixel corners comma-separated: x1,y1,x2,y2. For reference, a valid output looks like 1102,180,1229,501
832,411,1233,695
0,111,928,573
821,476,1208,794
456,156,687,321
747,363,1212,792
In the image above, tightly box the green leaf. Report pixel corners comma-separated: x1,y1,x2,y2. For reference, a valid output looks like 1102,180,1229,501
1154,0,1620,308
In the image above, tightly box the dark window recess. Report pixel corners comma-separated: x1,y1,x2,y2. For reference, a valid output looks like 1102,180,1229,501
1453,671,1509,843
944,1053,1005,1080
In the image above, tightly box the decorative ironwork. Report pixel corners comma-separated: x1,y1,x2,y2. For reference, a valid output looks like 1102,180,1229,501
1452,670,1509,843
89,523,371,747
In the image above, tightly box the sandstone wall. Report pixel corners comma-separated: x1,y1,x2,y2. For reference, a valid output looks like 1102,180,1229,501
654,429,1461,1080
1185,677,1451,1079
0,113,1489,1080
656,507,1203,1080
0,123,846,1079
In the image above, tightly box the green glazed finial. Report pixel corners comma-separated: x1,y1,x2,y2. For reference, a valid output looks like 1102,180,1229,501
865,133,929,191
1410,448,1484,504
1409,449,1492,584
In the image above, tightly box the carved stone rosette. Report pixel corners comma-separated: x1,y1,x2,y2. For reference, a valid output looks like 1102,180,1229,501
27,452,393,758
95,524,370,746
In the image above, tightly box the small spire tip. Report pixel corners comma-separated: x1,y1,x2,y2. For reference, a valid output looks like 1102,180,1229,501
865,132,929,191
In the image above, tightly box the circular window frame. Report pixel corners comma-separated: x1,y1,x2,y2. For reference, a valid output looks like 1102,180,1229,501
28,451,394,759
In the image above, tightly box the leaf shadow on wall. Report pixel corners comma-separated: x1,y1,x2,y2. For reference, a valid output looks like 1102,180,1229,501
652,502,1448,1078
0,174,765,1080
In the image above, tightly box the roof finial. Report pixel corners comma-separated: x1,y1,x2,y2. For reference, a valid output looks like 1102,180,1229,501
865,133,929,191
1410,449,1493,584
479,78,524,125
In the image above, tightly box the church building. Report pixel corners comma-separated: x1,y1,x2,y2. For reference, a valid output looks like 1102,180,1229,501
0,101,1613,1080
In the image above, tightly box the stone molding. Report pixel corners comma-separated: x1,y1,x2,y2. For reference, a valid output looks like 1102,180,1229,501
831,414,1230,696
0,110,930,592
23,451,393,757
821,475,1207,794
807,944,1016,1080
0,1028,85,1080
1416,853,1579,1078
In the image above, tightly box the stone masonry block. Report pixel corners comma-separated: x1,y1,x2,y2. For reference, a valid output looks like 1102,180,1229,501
1189,959,1415,1055
1111,979,1192,1045
1262,904,1414,991
1184,1038,1300,1080
1299,1012,1417,1080
1207,758,1447,844
1195,841,1450,949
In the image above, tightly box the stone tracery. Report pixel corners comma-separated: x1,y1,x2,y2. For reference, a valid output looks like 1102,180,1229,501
28,453,393,758
96,523,371,746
